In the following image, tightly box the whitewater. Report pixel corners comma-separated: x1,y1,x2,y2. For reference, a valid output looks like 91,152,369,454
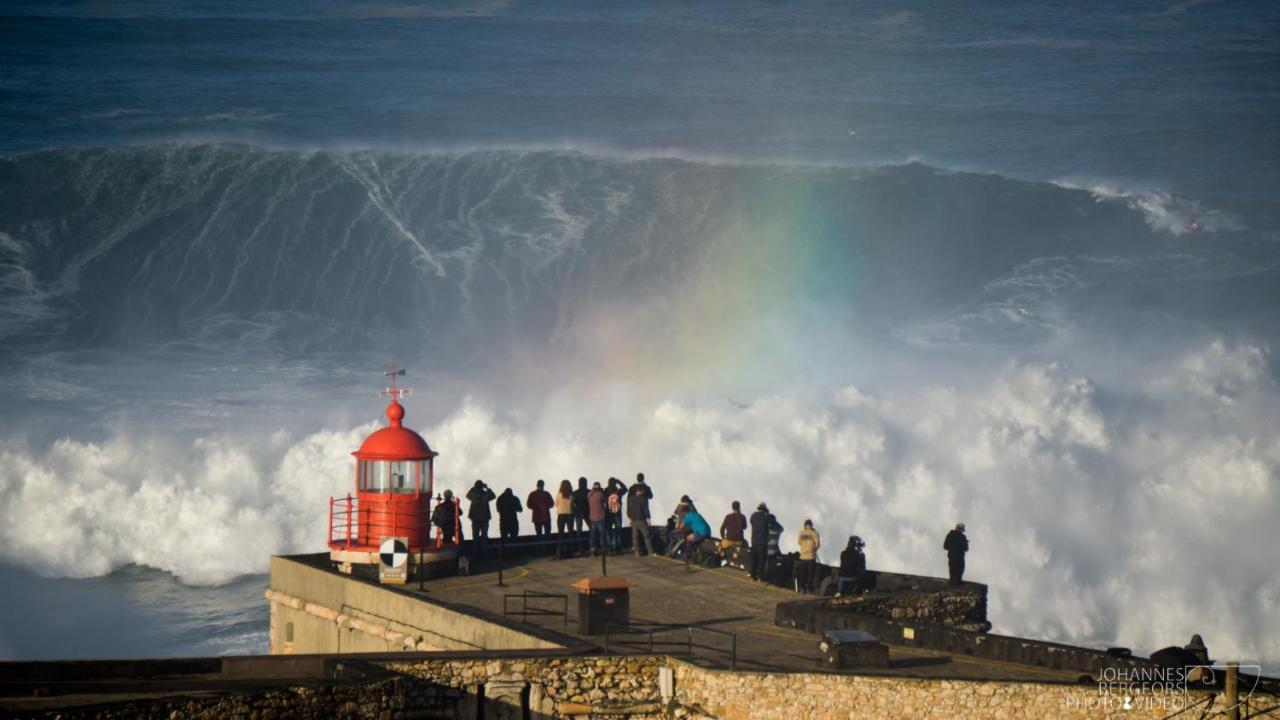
1,1,1278,670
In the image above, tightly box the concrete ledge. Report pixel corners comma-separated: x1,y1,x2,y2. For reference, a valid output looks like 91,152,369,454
269,554,579,653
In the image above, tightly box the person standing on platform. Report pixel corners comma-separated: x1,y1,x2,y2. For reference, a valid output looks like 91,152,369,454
836,535,867,596
627,473,655,556
554,479,574,559
766,513,784,556
719,501,747,554
572,477,591,550
748,503,770,581
605,477,628,554
944,523,969,585
466,480,496,559
587,481,608,556
496,487,522,540
527,479,554,537
431,489,459,545
766,512,784,582
795,519,821,593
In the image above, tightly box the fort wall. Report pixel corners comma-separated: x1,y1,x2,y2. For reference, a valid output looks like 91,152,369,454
827,575,990,631
4,654,1233,719
19,551,1253,718
266,555,567,654
670,660,1229,719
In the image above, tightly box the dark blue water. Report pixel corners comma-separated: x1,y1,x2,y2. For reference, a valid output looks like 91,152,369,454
4,1,1278,198
0,563,266,659
2,1,1279,669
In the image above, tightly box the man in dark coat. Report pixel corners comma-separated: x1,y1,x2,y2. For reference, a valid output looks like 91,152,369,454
766,515,783,556
466,480,496,559
495,487,523,540
627,473,655,556
837,536,867,596
526,479,554,537
431,489,460,545
749,502,770,581
571,476,591,542
605,477,628,554
944,523,969,585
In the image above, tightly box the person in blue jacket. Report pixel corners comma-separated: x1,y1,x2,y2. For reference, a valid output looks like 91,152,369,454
669,502,712,557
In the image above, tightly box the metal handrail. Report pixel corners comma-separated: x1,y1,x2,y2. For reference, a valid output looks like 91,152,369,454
503,591,569,627
329,494,462,549
604,622,737,670
332,494,424,546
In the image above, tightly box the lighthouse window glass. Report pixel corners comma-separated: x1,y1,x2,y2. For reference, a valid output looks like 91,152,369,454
362,461,389,492
390,461,415,494
419,461,432,495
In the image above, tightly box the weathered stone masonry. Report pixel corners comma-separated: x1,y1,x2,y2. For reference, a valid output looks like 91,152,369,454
10,655,1238,720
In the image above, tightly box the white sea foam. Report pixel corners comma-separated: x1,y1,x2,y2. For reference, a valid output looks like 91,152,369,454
0,340,1276,666
1053,179,1241,236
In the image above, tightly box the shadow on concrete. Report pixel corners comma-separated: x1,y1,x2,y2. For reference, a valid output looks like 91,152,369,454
890,655,953,670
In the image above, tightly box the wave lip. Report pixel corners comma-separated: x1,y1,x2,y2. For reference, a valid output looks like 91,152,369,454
1,142,1237,366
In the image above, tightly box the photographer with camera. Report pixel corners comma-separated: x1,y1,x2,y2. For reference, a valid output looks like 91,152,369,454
466,479,496,561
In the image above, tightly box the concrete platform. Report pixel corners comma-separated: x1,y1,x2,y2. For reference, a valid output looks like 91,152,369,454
382,551,1086,682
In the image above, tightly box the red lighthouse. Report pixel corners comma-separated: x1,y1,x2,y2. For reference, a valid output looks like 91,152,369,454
329,365,459,581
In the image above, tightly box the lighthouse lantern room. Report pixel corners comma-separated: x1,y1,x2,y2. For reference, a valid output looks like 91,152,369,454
328,365,459,581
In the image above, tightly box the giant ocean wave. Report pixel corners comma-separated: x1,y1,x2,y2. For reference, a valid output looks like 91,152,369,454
1,143,1231,360
1,144,1278,668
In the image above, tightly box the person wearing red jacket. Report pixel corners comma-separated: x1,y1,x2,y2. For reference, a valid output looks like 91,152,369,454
719,500,747,552
527,479,554,537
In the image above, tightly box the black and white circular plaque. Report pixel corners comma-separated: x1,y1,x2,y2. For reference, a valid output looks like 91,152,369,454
379,538,409,568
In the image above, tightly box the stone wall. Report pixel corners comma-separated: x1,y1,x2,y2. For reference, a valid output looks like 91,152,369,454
9,656,664,720
670,662,1233,720
17,676,466,720
10,654,1264,720
387,656,665,718
826,582,989,631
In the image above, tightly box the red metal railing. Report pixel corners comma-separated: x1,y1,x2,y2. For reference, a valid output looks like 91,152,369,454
329,493,462,550
329,494,359,546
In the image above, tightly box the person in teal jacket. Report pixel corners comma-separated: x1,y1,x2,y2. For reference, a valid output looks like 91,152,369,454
667,503,711,557
684,509,711,540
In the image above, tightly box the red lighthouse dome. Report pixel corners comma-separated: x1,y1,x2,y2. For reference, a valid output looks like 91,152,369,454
354,400,436,461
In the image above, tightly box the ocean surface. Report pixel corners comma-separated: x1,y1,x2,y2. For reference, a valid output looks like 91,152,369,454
1,1,1278,669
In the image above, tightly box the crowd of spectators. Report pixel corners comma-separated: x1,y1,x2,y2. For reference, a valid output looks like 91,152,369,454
436,473,970,595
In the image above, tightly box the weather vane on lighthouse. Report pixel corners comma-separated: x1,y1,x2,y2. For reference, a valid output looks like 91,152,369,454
381,360,413,403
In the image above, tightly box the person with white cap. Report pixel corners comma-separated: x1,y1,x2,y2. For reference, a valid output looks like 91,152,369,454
944,523,969,585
